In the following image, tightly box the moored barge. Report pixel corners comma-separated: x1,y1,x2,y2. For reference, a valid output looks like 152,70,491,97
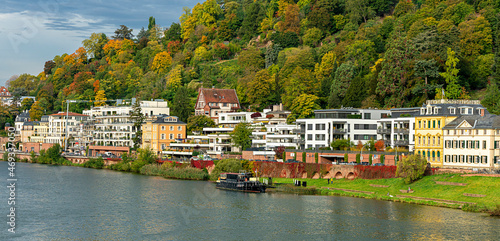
216,172,266,193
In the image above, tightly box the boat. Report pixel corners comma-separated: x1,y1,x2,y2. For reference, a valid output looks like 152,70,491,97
216,172,266,193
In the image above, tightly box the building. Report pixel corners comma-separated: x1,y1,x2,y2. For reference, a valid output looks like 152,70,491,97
295,108,391,150
414,99,488,167
20,121,36,143
252,124,299,149
83,100,170,149
142,115,187,155
0,86,11,103
442,114,500,169
44,112,91,150
30,115,49,143
14,110,30,138
194,87,240,124
377,108,419,152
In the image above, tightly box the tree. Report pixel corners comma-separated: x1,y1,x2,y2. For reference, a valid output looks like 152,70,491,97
29,101,44,121
331,139,352,150
187,115,216,133
166,65,183,91
303,28,323,47
171,87,192,123
346,0,375,24
275,146,286,159
21,98,34,111
113,25,134,40
164,23,182,42
277,4,300,34
230,122,252,151
130,100,144,150
441,48,468,99
329,62,356,108
240,1,265,40
342,75,366,108
95,90,107,107
151,51,172,74
459,16,493,58
82,33,108,59
44,60,56,75
247,69,274,108
288,94,320,122
374,140,385,151
396,154,428,184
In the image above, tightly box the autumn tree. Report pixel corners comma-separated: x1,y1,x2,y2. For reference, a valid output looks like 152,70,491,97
287,94,320,123
29,101,44,121
94,90,107,107
441,48,468,99
277,4,300,34
82,33,108,59
151,51,172,74
21,98,34,111
247,69,274,109
396,154,428,184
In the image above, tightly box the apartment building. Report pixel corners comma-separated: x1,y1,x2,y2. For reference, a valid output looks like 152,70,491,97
414,99,488,167
44,112,91,150
142,115,187,155
252,124,299,149
295,108,390,149
442,114,500,169
30,115,49,143
0,86,11,104
194,87,240,124
377,108,419,152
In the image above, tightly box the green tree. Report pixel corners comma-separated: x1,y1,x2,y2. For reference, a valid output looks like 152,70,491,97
21,98,34,111
459,16,493,58
288,94,320,122
329,62,356,108
342,75,366,108
171,87,192,123
396,154,428,184
113,25,134,40
247,69,274,108
187,115,216,133
130,100,144,149
230,122,253,151
164,23,182,42
82,33,108,59
441,48,467,99
240,1,265,40
303,28,323,47
346,0,375,24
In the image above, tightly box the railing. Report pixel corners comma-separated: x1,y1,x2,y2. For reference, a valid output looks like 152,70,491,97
292,129,305,134
394,128,409,134
394,140,409,146
331,129,346,134
377,129,391,134
293,139,305,144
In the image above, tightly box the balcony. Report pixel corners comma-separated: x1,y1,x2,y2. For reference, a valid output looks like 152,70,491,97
377,129,391,134
293,139,305,144
293,128,305,134
331,129,346,134
394,140,409,146
394,128,409,134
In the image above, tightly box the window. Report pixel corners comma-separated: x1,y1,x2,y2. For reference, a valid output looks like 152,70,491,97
433,137,436,145
418,137,421,145
307,134,313,140
364,113,371,119
177,134,182,139
428,121,431,129
169,134,174,139
494,156,498,164
483,141,487,149
161,134,165,140
495,141,499,149
450,108,456,114
438,121,441,128
437,137,440,145
434,108,439,114
223,103,227,107
170,126,174,131
307,124,313,130
433,120,436,128
461,141,465,148
418,121,421,129
161,126,165,130
161,144,166,150
315,134,325,140
178,126,182,131
316,124,326,130
420,108,425,115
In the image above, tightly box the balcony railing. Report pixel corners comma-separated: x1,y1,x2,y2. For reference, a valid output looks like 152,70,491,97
377,129,391,134
394,128,409,134
293,139,305,144
292,129,305,134
331,129,346,134
394,140,409,146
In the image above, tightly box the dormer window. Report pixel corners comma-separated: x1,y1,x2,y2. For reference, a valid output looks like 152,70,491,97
427,106,432,115
420,108,425,115
434,108,439,114
449,108,456,114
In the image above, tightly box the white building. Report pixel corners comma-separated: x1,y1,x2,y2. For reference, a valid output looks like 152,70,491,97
295,108,390,149
252,124,299,149
44,112,91,150
377,108,418,152
443,114,500,169
83,100,170,147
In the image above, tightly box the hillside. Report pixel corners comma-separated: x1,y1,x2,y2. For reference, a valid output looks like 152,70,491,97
1,0,499,128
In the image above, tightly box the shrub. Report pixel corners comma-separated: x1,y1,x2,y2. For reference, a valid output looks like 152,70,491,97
356,154,360,163
275,146,285,159
369,154,373,165
344,153,348,162
396,154,428,184
380,154,385,164
302,152,306,163
83,157,105,169
210,159,244,180
315,153,318,163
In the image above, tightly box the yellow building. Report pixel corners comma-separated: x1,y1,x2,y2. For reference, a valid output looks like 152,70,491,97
415,100,486,167
142,116,186,155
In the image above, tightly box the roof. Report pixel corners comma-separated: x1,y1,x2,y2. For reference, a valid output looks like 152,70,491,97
152,116,186,125
199,88,240,104
443,115,498,129
415,102,488,117
50,112,89,117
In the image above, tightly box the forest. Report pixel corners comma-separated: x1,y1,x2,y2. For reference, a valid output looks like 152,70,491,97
1,0,499,128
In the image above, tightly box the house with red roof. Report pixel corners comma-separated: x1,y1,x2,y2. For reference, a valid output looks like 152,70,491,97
195,87,240,124
0,86,11,104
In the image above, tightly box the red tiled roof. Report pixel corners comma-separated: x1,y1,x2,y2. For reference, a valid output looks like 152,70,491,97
49,112,88,117
199,88,240,104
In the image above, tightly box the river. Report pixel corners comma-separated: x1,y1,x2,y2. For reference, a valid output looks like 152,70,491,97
0,162,498,240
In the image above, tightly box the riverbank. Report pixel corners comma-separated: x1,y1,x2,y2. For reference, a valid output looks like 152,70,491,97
271,174,500,214
4,157,499,215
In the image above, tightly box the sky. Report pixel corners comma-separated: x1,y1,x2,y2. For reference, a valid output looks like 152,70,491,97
0,0,201,87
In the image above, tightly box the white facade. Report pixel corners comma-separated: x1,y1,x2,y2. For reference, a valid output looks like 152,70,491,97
83,100,169,147
377,117,416,152
443,116,500,169
44,113,91,150
252,124,299,149
296,109,390,149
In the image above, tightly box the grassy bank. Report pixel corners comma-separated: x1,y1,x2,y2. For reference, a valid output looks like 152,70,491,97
271,174,500,214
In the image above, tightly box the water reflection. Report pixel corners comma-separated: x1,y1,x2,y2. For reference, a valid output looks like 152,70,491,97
0,162,498,240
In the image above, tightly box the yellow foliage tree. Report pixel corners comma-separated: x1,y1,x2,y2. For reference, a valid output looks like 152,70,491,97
247,69,274,107
151,51,172,74
95,90,107,107
166,65,183,91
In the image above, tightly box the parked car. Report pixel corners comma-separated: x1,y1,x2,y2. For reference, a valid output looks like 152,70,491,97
374,163,385,166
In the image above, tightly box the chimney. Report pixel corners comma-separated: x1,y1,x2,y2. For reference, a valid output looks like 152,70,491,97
480,109,485,117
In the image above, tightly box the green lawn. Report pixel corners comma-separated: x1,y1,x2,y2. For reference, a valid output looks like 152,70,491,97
271,174,500,212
